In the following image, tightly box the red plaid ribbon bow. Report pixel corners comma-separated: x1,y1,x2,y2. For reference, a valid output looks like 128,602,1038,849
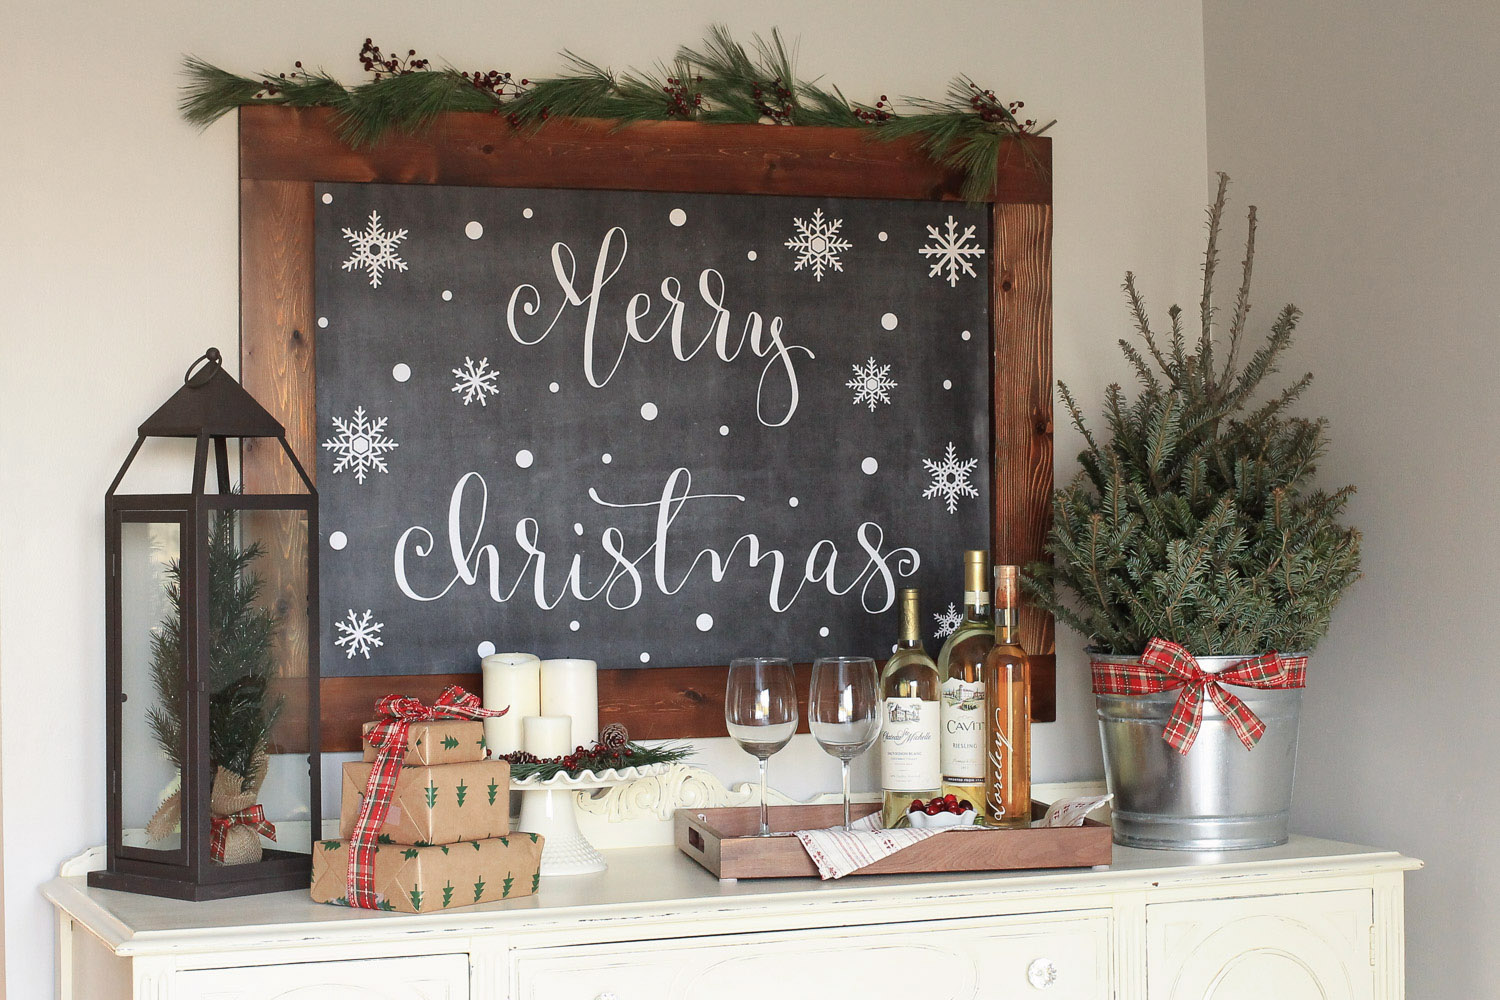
209,805,276,862
1092,638,1306,755
346,685,506,909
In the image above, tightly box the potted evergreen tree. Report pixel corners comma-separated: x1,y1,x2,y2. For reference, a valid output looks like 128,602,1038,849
1028,175,1361,850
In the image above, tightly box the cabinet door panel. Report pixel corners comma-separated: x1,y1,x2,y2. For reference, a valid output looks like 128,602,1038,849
175,954,469,1000
1148,890,1373,1000
516,912,1110,1000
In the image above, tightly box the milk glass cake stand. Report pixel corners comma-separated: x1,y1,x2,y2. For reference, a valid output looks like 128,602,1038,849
514,763,670,876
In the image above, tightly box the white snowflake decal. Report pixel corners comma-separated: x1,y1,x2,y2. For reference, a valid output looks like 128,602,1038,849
322,406,399,484
785,208,851,281
341,211,409,288
919,215,986,287
334,609,385,660
451,356,500,406
847,357,898,411
922,441,980,514
934,603,963,639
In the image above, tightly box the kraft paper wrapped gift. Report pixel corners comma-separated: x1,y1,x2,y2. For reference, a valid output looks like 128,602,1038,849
310,834,543,912
341,759,511,845
361,718,487,766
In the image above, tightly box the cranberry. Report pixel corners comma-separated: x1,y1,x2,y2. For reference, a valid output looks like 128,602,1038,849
958,799,974,813
908,799,925,814
943,793,958,805
924,801,943,816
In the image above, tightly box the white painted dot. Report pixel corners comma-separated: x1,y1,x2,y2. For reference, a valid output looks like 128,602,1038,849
328,531,348,550
819,626,830,638
747,250,758,261
878,231,888,242
522,207,534,219
788,497,799,508
861,457,879,475
602,453,612,464
515,449,534,469
573,522,583,536
669,208,687,227
317,316,329,329
441,289,453,301
477,640,496,658
639,652,651,664
569,620,580,631
640,402,658,421
719,425,729,436
321,192,334,205
961,329,972,341
392,363,412,383
695,613,714,632
881,313,898,330
465,220,484,240
943,379,953,390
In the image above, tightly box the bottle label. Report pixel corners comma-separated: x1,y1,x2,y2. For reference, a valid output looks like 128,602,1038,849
940,677,986,781
880,697,940,791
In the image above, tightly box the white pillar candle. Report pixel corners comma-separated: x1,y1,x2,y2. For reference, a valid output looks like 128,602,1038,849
540,658,599,747
481,652,542,756
523,715,574,759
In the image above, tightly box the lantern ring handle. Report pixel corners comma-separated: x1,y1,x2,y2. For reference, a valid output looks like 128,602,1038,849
184,347,223,387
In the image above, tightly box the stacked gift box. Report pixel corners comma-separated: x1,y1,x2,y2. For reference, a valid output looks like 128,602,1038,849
311,706,544,912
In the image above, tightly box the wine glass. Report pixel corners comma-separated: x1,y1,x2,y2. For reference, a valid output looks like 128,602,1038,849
725,657,799,836
808,656,881,831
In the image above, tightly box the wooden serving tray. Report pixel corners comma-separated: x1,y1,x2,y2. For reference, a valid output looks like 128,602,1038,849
675,802,1112,879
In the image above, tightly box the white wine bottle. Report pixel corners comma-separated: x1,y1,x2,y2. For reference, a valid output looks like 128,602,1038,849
937,549,994,808
880,588,943,827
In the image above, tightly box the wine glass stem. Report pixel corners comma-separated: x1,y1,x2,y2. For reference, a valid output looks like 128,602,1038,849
758,756,770,836
841,759,852,830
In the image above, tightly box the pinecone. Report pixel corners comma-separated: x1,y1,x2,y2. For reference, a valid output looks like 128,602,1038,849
599,723,629,749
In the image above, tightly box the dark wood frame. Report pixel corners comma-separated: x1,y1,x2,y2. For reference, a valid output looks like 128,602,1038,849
238,107,1054,750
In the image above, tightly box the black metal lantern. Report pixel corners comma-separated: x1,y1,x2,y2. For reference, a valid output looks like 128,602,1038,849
91,348,320,899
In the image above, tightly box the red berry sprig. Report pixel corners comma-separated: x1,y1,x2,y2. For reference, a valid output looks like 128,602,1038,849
661,74,705,119
853,95,894,125
359,39,431,81
750,78,796,123
965,82,1038,131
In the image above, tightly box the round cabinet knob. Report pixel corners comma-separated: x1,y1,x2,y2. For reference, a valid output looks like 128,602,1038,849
1027,958,1058,989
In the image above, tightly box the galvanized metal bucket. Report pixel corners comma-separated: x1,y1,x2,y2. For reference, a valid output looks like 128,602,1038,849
1094,652,1303,851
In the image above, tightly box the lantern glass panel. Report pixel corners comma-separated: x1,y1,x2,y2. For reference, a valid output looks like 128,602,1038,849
200,505,314,863
119,517,187,860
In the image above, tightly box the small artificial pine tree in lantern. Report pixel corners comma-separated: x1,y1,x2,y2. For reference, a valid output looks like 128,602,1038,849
145,503,285,863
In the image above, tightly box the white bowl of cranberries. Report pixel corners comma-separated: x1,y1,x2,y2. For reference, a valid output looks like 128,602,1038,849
903,794,979,829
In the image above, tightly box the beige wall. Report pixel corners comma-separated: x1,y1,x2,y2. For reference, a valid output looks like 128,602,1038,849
1203,3,1500,995
0,2,1210,994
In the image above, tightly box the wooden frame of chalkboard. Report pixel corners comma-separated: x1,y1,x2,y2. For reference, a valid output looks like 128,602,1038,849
238,106,1053,750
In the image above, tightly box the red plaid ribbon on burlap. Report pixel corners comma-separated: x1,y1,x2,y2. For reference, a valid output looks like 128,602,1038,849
346,685,506,909
1092,638,1306,755
209,805,276,862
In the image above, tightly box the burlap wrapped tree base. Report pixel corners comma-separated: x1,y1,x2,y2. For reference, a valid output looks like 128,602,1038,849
210,753,268,865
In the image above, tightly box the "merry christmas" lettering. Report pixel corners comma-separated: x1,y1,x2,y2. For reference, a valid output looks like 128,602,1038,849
393,470,919,613
504,227,812,426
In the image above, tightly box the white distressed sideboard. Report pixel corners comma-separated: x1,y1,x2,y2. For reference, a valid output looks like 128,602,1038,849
45,836,1418,999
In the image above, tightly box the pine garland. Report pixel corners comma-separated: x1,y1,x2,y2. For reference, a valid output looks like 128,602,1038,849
500,741,693,782
147,507,285,789
179,28,1052,202
1027,174,1362,657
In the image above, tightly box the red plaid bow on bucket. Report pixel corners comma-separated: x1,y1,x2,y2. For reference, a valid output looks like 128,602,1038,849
1092,638,1306,754
210,805,276,862
346,685,506,909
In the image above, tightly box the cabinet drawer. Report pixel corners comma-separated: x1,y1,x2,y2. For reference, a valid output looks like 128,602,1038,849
175,953,469,999
515,911,1109,1000
1147,889,1374,1000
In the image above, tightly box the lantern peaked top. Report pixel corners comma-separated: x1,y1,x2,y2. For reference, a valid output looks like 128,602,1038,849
138,347,285,439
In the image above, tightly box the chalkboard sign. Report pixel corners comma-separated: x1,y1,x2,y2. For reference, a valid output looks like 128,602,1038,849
313,182,991,675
